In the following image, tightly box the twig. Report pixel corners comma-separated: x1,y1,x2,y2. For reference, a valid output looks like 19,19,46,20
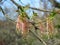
29,30,48,45
0,6,48,45
11,0,60,14
0,6,5,14
4,16,48,45
10,0,51,12
4,17,48,45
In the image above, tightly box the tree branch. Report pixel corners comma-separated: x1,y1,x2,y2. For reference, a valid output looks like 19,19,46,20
10,0,51,12
29,30,47,45
11,0,60,14
4,15,48,45
0,6,47,45
0,6,5,15
49,0,60,8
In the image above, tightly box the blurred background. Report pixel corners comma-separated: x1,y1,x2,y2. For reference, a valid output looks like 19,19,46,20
0,0,60,45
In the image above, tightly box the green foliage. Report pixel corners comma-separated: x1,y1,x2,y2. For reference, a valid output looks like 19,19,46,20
24,4,30,11
55,25,60,29
18,6,30,19
31,11,39,21
49,11,57,20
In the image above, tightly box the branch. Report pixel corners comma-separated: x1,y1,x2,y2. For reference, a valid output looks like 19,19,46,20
4,15,47,45
0,6,48,45
10,0,51,12
29,30,47,45
0,6,5,15
11,0,60,14
49,0,60,8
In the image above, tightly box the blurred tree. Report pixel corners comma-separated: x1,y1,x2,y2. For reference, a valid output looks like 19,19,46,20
49,0,60,8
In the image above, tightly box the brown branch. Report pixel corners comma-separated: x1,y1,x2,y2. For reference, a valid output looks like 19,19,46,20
29,30,48,45
49,0,60,8
5,15,48,45
0,5,48,45
0,6,5,15
10,0,51,12
5,17,47,45
11,0,60,14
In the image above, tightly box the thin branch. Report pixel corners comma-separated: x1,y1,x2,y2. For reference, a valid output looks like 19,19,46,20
11,0,60,14
6,17,47,45
10,0,51,12
4,16,48,45
49,0,60,8
0,6,48,45
0,6,5,15
29,30,47,45
30,7,50,12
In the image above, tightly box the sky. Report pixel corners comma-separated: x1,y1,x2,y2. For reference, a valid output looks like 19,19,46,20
0,0,60,21
0,0,41,21
56,0,60,3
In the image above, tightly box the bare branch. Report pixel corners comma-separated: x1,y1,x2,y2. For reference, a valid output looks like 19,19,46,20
0,6,5,15
29,30,47,45
11,0,60,14
49,0,60,8
4,15,48,45
0,6,47,45
10,0,51,12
